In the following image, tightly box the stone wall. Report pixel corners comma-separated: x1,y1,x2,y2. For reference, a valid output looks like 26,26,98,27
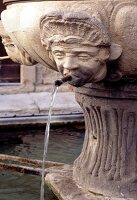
0,63,72,94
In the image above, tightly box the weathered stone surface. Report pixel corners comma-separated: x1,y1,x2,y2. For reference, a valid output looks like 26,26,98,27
0,93,38,117
45,164,130,200
0,21,37,65
40,10,118,86
29,92,82,115
38,4,137,196
2,1,137,199
0,92,82,117
2,1,137,82
21,65,36,85
1,2,57,70
73,82,137,199
109,1,137,77
0,63,71,95
3,0,79,4
45,165,98,200
0,83,35,95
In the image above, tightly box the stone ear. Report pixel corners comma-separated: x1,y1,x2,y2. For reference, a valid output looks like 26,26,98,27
109,43,122,61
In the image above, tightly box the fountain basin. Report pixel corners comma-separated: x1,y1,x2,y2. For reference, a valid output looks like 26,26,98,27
0,125,84,200
2,1,137,77
1,1,60,70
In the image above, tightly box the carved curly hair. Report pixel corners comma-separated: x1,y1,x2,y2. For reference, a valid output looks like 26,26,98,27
40,11,110,50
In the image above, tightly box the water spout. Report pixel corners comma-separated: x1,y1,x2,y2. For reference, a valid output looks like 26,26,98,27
0,56,10,60
55,75,72,87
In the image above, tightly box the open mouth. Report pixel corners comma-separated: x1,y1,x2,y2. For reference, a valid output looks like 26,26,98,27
63,73,88,87
67,75,82,86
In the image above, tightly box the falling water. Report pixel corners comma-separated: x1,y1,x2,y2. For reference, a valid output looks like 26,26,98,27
40,75,71,200
40,84,58,200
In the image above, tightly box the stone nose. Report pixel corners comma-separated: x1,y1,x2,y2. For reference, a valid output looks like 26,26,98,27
63,56,78,71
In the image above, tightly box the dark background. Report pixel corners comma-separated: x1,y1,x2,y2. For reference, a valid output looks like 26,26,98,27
0,1,20,83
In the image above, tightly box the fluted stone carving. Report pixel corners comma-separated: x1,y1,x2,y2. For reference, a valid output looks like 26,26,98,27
74,83,137,198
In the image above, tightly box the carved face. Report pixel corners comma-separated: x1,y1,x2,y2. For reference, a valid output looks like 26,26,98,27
40,13,122,84
2,36,37,65
51,42,109,87
2,36,22,63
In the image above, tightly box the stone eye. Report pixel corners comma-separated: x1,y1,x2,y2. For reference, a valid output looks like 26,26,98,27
53,51,65,59
5,43,15,48
78,53,91,60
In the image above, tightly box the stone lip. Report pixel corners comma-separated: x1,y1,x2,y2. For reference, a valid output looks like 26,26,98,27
45,164,130,200
3,0,44,4
76,82,137,99
3,0,75,5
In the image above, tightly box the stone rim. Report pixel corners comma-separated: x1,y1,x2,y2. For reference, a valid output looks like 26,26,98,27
3,0,45,5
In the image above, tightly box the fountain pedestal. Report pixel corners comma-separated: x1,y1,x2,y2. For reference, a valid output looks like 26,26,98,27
73,82,137,199
45,82,137,200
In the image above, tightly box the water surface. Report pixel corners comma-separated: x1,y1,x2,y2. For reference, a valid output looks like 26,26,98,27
0,125,84,200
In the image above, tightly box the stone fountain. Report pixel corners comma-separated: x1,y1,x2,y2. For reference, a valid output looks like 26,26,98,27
1,0,137,199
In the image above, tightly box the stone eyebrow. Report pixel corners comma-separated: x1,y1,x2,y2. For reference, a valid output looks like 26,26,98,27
52,49,99,55
70,49,99,54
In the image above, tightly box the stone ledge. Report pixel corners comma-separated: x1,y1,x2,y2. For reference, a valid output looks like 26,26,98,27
45,165,133,200
0,92,84,126
29,92,81,115
0,92,82,118
0,113,84,126
0,93,39,117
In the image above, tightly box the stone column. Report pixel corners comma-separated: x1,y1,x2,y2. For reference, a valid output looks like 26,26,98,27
73,82,137,199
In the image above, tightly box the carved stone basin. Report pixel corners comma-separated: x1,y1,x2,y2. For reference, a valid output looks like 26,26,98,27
1,1,59,70
2,0,137,78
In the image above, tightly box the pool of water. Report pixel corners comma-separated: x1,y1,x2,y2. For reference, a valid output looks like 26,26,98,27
0,125,84,200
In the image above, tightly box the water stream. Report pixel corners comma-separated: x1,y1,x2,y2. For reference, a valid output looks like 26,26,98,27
40,75,72,200
0,75,76,200
40,85,59,200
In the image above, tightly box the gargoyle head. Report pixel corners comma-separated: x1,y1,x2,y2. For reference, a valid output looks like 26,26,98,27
40,11,122,86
